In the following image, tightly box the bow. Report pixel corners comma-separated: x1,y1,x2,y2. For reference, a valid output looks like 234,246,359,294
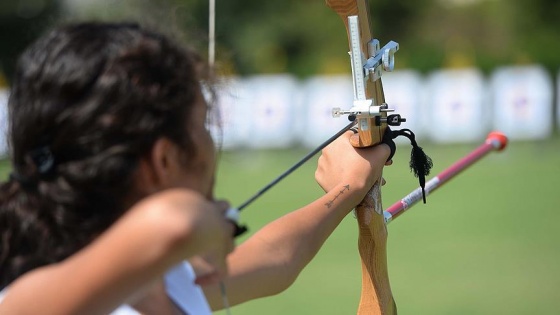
325,0,399,313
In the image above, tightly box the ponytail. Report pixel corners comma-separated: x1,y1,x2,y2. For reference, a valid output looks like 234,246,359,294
1,22,205,289
0,178,56,290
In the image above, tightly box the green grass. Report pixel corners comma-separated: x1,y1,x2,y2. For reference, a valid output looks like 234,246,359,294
1,136,559,314
213,136,560,315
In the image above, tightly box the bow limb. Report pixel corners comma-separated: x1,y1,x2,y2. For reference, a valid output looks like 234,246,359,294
325,0,396,314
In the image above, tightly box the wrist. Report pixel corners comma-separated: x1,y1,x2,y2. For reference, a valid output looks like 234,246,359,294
344,175,375,202
323,182,368,214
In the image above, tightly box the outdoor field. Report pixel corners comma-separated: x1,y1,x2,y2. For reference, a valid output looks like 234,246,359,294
212,135,560,314
1,134,559,314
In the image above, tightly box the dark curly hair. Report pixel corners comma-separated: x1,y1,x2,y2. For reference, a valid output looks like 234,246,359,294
0,22,210,289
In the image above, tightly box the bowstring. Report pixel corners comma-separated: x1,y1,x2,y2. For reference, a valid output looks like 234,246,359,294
209,1,231,313
209,0,216,67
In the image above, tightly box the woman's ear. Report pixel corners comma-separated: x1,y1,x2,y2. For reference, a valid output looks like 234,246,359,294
137,138,182,192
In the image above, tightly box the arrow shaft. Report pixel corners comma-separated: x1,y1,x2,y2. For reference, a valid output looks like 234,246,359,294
384,134,506,223
237,121,356,211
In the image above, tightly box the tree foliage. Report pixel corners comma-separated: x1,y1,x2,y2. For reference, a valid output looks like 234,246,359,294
0,0,558,81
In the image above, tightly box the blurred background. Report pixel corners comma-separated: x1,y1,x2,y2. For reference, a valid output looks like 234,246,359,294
1,0,559,79
0,0,559,314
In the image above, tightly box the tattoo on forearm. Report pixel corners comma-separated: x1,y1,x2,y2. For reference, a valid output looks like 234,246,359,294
325,185,350,208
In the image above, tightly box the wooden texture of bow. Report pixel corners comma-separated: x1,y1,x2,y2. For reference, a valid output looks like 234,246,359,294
325,0,397,314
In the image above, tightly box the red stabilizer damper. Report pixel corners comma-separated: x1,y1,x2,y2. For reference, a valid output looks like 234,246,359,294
486,131,508,151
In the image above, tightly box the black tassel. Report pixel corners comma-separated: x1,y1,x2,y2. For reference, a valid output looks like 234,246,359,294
384,128,433,203
410,143,433,203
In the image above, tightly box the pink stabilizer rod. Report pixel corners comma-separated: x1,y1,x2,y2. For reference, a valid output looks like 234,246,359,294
383,131,508,224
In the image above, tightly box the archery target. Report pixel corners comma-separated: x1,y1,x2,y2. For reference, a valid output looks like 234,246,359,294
490,65,553,140
382,70,426,144
0,89,8,157
425,68,488,143
209,77,252,150
299,75,354,148
556,69,560,133
243,75,299,149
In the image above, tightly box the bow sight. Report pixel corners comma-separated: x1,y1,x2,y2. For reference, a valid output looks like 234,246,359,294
331,15,404,127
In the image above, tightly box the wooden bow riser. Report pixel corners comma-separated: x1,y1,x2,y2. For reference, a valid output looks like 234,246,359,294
325,0,398,314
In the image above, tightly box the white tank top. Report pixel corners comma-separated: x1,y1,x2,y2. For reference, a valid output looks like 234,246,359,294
0,261,211,315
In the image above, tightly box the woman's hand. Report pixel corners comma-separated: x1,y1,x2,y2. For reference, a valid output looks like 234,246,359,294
315,131,391,200
139,190,236,285
187,199,236,286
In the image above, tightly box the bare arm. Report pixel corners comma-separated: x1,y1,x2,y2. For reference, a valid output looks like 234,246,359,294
0,189,233,315
204,132,391,309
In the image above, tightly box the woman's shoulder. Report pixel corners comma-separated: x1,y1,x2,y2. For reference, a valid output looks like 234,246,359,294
1,286,139,315
0,261,210,315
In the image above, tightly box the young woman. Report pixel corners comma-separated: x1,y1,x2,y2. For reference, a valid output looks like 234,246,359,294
0,22,391,314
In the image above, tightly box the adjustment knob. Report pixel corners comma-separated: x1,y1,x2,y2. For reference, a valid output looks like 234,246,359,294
381,41,399,72
387,114,406,126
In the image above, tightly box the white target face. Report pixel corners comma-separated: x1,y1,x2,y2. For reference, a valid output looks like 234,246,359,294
426,69,487,143
491,66,553,140
0,89,8,157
